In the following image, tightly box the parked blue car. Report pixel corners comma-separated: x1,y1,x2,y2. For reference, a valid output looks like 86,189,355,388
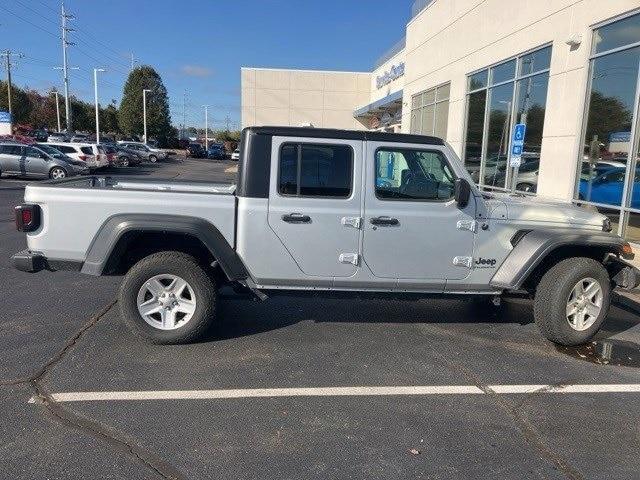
207,144,226,160
578,166,640,208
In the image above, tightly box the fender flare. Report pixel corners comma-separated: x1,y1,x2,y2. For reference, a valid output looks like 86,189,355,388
80,213,248,280
490,229,629,290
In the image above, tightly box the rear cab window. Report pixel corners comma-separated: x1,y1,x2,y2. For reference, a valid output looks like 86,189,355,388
80,147,94,155
278,143,353,198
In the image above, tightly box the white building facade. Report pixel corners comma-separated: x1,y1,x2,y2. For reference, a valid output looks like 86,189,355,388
241,0,640,242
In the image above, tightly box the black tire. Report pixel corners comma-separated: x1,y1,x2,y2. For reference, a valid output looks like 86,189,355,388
534,257,611,346
49,166,67,179
119,251,217,344
120,156,130,167
148,154,158,163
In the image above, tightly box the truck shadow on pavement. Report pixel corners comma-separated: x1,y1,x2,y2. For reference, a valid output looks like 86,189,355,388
210,294,532,342
205,293,640,362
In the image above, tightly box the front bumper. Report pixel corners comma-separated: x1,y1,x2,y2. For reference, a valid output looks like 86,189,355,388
609,257,640,290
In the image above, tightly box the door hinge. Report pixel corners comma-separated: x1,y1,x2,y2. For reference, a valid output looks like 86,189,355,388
453,256,472,268
456,219,477,232
339,253,360,265
341,216,362,229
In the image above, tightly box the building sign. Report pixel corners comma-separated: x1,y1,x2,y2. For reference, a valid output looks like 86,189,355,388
376,62,405,89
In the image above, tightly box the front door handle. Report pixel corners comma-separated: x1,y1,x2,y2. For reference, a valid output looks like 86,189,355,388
370,216,399,226
282,213,311,223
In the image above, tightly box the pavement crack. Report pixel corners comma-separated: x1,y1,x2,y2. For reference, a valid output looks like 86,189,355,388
1,300,117,386
19,298,188,480
415,323,585,480
30,383,186,480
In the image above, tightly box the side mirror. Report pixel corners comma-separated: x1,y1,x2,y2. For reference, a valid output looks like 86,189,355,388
454,178,471,209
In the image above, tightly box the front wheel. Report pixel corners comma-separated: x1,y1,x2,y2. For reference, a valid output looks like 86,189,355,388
148,154,158,163
119,251,217,344
534,257,611,346
49,167,67,179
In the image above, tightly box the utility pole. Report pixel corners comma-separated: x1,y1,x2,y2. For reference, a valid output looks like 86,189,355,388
1,50,24,116
93,68,105,144
143,89,151,144
225,113,230,132
182,91,186,140
202,105,209,150
61,0,75,132
51,90,61,132
130,53,136,72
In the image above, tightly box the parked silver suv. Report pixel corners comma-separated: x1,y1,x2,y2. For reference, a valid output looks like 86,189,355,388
0,142,88,179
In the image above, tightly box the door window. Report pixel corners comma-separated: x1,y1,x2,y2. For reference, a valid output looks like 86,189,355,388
278,143,353,197
375,148,455,201
2,145,23,155
25,147,44,158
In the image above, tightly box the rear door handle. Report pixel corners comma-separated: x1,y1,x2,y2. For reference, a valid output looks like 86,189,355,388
370,216,399,226
282,213,311,223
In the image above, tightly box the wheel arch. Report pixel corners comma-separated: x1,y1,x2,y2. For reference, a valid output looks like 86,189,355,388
80,214,248,281
491,229,631,291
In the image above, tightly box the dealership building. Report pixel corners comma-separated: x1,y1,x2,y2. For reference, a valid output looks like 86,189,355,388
242,0,640,242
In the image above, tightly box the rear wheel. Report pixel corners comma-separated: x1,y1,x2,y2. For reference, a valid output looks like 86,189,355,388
148,154,158,163
120,156,130,167
119,251,217,344
534,257,610,346
49,167,67,179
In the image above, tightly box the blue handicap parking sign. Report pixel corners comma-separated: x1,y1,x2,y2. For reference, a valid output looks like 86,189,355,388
513,123,526,142
511,123,527,157
0,111,11,123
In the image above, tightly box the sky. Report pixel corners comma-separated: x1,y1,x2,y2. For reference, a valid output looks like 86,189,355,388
0,0,411,129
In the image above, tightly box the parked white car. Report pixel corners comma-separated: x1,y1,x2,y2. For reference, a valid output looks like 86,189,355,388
231,149,240,160
46,143,109,170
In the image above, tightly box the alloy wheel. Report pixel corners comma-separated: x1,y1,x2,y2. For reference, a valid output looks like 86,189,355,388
136,274,197,330
565,277,603,331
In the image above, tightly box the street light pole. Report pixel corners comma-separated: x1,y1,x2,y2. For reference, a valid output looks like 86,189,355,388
93,68,105,144
52,90,61,132
143,89,151,144
202,105,209,150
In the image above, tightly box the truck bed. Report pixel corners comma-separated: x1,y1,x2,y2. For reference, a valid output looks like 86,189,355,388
23,176,237,263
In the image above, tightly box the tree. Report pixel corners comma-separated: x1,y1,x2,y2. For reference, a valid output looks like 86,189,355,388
0,80,31,125
118,66,172,145
585,91,633,149
102,101,120,134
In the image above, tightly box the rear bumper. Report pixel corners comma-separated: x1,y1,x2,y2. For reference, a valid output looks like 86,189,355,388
12,249,82,273
12,249,46,272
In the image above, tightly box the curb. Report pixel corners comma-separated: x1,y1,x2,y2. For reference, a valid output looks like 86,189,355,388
612,291,640,315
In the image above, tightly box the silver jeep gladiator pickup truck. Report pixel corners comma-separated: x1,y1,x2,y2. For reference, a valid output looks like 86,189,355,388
12,126,640,346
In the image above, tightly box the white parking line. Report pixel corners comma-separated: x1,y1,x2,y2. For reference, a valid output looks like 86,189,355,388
28,384,640,403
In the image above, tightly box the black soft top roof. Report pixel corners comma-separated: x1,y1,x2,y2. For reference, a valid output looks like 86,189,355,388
242,126,445,146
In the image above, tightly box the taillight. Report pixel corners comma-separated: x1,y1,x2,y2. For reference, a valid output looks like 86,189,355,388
78,155,88,161
15,204,41,232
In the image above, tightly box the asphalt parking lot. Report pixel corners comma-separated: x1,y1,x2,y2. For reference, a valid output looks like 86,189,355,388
1,156,640,479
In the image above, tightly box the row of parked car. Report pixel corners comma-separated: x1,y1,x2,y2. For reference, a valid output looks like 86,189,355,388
186,142,240,161
0,136,170,180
